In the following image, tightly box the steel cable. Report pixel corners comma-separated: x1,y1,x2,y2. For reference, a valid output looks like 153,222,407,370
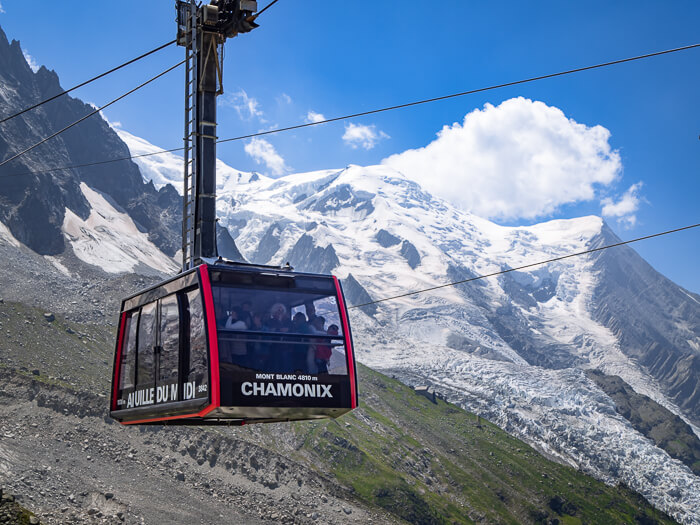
2,42,698,177
0,40,177,125
0,59,186,169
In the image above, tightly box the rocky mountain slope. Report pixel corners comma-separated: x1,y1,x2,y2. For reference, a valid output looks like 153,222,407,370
116,155,699,523
1,20,699,524
586,370,700,477
0,295,678,525
0,26,180,259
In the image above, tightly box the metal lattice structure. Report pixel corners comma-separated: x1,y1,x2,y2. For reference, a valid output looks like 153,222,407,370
180,0,199,271
176,0,258,272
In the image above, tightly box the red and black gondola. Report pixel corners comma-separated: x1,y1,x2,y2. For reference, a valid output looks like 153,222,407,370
110,262,358,425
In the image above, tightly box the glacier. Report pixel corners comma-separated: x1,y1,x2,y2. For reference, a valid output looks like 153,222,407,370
114,133,700,524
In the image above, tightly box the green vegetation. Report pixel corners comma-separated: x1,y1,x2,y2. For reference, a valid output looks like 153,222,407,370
293,365,677,524
0,300,678,524
0,493,38,525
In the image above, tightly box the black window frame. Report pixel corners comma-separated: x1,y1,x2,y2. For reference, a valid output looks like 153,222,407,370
211,279,349,376
114,283,209,413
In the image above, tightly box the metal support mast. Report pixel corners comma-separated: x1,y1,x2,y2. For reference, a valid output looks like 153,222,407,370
176,0,259,271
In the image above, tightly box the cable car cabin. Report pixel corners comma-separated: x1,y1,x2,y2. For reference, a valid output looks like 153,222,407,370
110,262,358,425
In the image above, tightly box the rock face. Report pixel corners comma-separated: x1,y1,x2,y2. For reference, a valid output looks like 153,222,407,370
216,223,245,262
252,222,282,264
586,369,700,476
0,26,180,257
286,234,339,274
589,224,700,424
375,229,400,248
399,240,420,269
341,274,377,316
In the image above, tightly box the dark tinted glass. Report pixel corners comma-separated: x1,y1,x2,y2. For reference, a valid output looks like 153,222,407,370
186,289,208,400
212,283,348,376
136,302,156,388
158,295,179,384
118,312,138,392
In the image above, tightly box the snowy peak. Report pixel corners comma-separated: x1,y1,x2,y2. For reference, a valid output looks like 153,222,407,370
120,132,699,524
115,128,268,195
209,164,617,373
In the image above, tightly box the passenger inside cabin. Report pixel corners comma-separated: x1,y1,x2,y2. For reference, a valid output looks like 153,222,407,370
263,303,295,371
223,307,249,367
265,303,290,332
304,300,317,324
240,300,253,328
247,313,270,370
314,323,338,374
289,311,311,372
224,307,248,330
309,315,325,335
250,312,264,331
291,311,310,334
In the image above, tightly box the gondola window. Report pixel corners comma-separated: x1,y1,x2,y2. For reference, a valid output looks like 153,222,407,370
185,289,208,399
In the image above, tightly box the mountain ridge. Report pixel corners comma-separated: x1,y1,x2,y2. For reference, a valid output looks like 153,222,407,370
0,25,181,258
112,131,700,521
1,23,699,523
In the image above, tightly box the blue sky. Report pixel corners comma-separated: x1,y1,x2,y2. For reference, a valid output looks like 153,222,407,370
1,1,698,292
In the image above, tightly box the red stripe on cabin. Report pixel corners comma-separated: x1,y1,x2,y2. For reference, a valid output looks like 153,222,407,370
111,312,128,411
122,403,218,425
199,264,221,409
334,276,357,409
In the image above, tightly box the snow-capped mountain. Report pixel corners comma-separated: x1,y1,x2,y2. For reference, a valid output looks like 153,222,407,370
3,121,700,521
1,22,698,519
116,132,700,523
116,128,260,195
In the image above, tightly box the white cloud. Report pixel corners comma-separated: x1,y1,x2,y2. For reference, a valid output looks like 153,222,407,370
244,137,289,176
22,49,39,72
342,123,389,150
259,123,279,132
382,97,622,221
0,2,5,14
224,89,265,121
305,110,326,124
601,182,644,229
278,93,292,105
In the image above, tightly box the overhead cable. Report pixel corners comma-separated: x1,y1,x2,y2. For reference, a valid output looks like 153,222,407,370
0,59,186,169
0,40,177,125
2,42,699,178
0,147,187,179
347,223,700,309
217,42,700,144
